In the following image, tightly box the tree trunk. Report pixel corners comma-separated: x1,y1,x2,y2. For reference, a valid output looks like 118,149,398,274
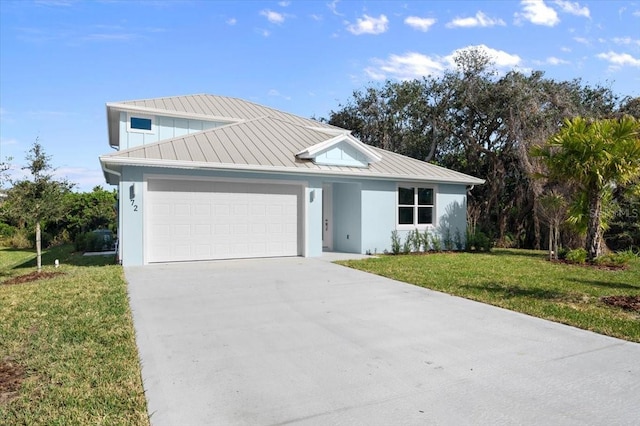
548,225,553,261
585,191,603,262
36,221,42,273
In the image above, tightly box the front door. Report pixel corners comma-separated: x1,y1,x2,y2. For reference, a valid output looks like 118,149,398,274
322,183,333,250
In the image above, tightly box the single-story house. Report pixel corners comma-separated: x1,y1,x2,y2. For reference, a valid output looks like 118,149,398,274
99,94,484,266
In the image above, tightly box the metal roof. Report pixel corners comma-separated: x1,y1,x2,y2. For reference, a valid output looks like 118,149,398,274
101,94,484,186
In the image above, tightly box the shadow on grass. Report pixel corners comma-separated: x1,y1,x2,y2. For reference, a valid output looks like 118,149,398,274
486,249,547,260
11,245,117,270
463,282,567,300
567,278,640,291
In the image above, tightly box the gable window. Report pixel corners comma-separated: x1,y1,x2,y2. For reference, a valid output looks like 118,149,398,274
127,114,154,133
398,186,434,227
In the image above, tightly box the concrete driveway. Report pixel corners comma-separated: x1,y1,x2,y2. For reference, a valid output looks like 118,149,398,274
125,256,640,425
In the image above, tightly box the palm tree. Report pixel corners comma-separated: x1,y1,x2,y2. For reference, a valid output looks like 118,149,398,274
532,116,640,261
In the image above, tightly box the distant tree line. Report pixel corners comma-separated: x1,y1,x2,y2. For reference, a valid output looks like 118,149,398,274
325,48,640,253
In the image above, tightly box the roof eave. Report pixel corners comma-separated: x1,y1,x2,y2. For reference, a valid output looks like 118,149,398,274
99,156,485,186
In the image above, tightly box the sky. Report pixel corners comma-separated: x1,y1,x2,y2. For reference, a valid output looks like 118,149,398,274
1,0,639,192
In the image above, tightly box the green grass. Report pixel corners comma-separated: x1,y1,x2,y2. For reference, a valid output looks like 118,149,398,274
0,245,149,425
338,249,640,342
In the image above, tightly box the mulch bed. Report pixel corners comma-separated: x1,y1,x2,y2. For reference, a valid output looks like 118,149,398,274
0,359,25,405
2,271,65,286
600,295,640,312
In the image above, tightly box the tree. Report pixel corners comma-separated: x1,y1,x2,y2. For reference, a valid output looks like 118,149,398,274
3,140,73,271
536,191,567,260
532,116,640,261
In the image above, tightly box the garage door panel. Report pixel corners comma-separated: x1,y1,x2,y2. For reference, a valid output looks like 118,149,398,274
147,179,300,262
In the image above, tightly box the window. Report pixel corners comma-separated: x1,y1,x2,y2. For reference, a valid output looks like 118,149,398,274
127,114,154,133
397,186,434,227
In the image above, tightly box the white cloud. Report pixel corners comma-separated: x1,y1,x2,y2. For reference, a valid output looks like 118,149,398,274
516,0,560,26
546,56,570,65
573,36,590,45
365,45,521,81
267,89,291,100
446,11,506,28
561,46,571,52
404,16,436,32
328,0,343,17
260,9,285,24
554,1,590,18
346,14,389,35
365,52,445,80
596,51,640,68
446,45,522,69
633,10,640,17
227,18,237,26
612,37,640,46
310,14,323,21
278,1,290,6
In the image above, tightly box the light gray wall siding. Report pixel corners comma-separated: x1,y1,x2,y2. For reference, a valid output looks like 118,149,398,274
332,182,362,253
119,112,223,150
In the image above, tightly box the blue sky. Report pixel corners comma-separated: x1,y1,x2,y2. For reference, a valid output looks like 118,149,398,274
1,0,639,192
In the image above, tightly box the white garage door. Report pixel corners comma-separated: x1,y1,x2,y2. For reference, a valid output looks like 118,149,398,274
146,179,301,262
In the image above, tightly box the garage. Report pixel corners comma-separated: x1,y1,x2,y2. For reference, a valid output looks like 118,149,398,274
145,178,302,263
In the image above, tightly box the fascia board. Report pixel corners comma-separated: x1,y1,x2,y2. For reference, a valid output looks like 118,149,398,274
99,155,486,186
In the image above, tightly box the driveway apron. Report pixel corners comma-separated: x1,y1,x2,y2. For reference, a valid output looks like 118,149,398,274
125,257,640,425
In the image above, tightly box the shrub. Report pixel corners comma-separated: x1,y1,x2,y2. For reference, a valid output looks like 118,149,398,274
421,229,431,251
594,249,638,267
467,230,493,252
454,228,464,251
0,222,16,237
75,230,115,252
431,233,443,252
402,234,411,254
443,228,453,251
409,229,422,252
7,229,32,249
565,248,587,264
390,230,401,255
557,247,570,260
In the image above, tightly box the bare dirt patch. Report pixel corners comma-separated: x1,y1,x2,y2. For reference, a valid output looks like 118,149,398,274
601,295,640,312
2,271,65,286
0,359,25,405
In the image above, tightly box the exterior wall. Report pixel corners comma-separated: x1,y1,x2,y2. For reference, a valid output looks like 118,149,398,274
115,165,470,265
117,166,317,266
360,180,396,255
118,112,225,150
332,182,362,253
435,183,468,246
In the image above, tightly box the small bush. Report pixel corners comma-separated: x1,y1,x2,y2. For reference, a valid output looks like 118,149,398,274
390,230,401,255
594,249,638,267
431,233,442,252
565,248,587,264
557,247,570,260
467,230,492,252
75,230,115,252
443,228,453,251
402,234,411,254
422,229,431,251
0,222,16,237
409,229,422,252
454,228,464,251
7,229,32,249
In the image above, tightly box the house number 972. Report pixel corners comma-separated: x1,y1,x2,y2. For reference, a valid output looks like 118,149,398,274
130,199,138,212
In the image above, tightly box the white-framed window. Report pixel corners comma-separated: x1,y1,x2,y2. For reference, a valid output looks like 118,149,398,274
127,113,155,134
397,185,435,227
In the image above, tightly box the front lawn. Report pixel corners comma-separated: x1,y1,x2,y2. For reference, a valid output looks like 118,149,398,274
0,245,148,425
338,249,640,342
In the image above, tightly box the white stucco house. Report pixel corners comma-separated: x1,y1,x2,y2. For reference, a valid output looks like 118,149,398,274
99,94,484,266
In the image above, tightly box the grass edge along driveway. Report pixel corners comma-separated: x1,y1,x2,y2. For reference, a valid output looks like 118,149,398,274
338,249,640,343
0,245,149,425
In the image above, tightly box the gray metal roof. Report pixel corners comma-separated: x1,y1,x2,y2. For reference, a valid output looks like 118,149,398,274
101,96,485,186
